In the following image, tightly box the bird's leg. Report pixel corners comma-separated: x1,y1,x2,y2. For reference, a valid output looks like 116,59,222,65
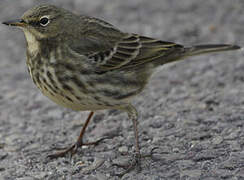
47,111,107,159
130,105,141,170
112,105,142,174
113,105,157,177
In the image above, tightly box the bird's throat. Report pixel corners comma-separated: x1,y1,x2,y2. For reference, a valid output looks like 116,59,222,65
23,30,40,56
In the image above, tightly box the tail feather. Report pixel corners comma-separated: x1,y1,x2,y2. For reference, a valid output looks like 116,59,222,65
185,44,241,57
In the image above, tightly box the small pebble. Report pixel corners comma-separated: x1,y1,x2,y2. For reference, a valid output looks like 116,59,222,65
118,146,128,154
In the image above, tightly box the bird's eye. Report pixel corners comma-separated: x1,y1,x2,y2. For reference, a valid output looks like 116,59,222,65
39,16,49,27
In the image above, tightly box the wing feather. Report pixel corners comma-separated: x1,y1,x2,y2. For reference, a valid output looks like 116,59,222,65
96,34,141,70
68,16,184,72
85,34,183,71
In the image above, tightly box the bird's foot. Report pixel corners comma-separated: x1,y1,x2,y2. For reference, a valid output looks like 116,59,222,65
112,147,158,177
47,136,108,159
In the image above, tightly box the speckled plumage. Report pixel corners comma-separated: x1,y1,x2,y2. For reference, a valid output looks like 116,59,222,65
3,4,241,174
17,4,239,113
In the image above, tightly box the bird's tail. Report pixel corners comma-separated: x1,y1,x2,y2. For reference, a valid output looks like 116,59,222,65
184,44,241,57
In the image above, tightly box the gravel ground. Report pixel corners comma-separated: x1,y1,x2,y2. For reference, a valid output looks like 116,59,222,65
0,0,244,179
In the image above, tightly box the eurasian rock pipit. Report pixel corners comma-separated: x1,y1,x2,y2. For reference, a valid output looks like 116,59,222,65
3,4,241,174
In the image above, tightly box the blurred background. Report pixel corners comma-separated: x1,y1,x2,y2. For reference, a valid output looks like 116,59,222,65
0,0,244,179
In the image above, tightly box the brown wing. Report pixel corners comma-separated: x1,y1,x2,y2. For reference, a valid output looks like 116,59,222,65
96,34,141,70
92,34,184,71
69,16,183,71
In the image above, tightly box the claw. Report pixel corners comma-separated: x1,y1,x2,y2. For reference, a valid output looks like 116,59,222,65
82,136,111,146
47,144,75,159
112,152,141,177
114,155,140,177
47,137,109,159
112,147,158,176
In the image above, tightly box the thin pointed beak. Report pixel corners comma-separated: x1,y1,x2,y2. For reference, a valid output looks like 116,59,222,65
2,19,26,27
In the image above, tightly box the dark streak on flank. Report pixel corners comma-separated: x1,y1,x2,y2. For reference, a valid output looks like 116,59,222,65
94,76,139,88
46,70,59,89
43,78,47,84
61,62,75,71
93,96,113,106
99,88,138,100
100,89,120,98
35,72,41,84
47,83,58,94
62,84,73,92
43,85,48,91
41,76,58,94
57,76,70,83
70,76,88,92
49,91,55,96
114,90,138,100
75,96,82,100
53,85,59,91
64,95,73,102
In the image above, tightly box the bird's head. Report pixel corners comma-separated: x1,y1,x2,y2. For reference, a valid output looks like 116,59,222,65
2,4,76,40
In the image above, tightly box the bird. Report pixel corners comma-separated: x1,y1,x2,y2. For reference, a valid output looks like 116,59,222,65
2,4,241,174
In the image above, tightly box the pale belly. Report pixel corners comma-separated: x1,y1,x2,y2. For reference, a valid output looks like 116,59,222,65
40,87,114,111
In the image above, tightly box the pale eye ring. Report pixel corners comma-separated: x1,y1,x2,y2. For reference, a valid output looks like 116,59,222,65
39,16,50,27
